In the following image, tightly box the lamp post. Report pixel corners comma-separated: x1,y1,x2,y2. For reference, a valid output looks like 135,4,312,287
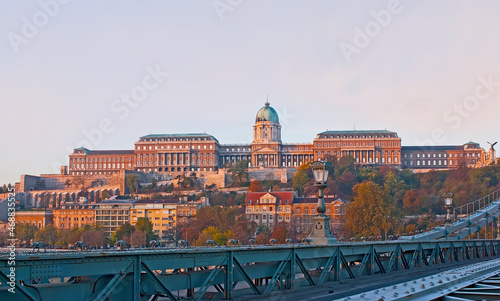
443,193,454,226
308,161,337,245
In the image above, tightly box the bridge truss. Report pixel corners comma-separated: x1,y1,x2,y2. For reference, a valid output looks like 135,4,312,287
1,240,499,300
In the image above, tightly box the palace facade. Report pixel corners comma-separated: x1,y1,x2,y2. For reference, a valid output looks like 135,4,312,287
67,102,490,176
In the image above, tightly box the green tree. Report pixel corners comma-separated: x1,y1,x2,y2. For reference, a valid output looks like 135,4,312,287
333,156,355,179
135,217,157,241
35,225,58,246
16,224,38,245
227,160,248,184
112,223,135,242
126,174,140,194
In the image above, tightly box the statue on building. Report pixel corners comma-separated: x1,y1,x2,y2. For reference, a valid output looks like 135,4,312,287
488,141,497,164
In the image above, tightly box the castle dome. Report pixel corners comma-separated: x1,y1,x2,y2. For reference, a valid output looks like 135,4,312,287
255,102,279,123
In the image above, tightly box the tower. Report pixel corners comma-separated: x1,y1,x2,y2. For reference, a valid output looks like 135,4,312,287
251,102,282,168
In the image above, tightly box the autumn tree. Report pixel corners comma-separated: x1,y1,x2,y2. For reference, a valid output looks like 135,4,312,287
256,232,269,244
248,180,264,192
403,189,420,213
81,230,107,248
196,226,233,246
404,224,417,235
0,230,9,247
231,216,256,243
178,207,240,243
130,230,146,247
270,223,288,244
293,162,312,196
344,181,396,238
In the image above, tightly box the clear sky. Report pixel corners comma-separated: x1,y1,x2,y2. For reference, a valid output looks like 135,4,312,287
1,1,500,185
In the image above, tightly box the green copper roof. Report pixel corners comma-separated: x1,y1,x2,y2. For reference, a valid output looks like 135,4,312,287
255,102,279,123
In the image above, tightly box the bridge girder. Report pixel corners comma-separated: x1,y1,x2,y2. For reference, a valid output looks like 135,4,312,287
1,240,499,300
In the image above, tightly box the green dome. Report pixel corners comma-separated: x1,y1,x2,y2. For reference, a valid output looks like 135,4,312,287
255,102,279,123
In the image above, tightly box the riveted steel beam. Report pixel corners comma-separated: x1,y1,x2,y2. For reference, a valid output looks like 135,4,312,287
94,260,133,301
295,253,315,286
141,261,178,301
0,270,40,301
263,252,292,295
233,257,261,295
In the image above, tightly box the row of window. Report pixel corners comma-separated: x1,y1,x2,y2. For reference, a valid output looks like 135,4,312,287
71,157,132,163
137,144,214,151
71,171,116,176
132,210,175,214
317,141,398,147
72,163,131,170
55,211,94,215
96,210,128,215
404,153,478,158
221,148,251,152
56,217,91,221
405,159,477,166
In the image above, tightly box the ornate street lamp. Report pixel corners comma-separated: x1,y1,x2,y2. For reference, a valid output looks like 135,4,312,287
310,161,330,214
443,193,454,226
308,161,337,245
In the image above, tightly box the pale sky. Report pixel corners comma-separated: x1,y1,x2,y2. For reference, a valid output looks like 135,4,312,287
1,1,500,185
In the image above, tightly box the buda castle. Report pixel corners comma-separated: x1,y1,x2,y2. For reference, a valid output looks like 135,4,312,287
68,102,490,177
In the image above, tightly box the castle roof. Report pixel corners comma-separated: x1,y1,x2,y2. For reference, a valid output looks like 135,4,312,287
255,102,279,123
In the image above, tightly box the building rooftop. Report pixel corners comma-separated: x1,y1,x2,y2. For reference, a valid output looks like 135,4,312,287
139,133,217,140
245,192,294,205
97,199,136,205
133,199,179,204
255,102,280,123
73,148,134,155
319,130,397,135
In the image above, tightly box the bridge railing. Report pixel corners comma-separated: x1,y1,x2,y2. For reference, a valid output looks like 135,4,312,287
454,187,500,219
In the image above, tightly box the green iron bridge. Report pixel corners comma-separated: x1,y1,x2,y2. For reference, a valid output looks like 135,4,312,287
1,189,500,300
